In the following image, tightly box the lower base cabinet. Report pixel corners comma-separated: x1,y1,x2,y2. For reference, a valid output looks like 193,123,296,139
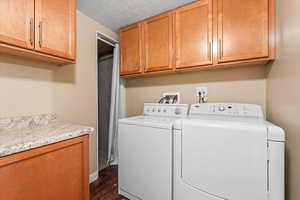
0,135,90,200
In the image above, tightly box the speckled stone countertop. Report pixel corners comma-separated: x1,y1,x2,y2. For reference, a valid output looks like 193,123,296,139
0,114,94,158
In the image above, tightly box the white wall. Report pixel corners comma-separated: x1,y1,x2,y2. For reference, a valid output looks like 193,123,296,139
52,11,118,174
267,0,300,199
126,65,267,117
0,55,54,117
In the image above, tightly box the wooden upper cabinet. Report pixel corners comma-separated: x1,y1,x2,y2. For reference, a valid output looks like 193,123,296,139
35,0,76,60
120,24,143,75
175,0,213,69
217,0,270,63
0,0,34,50
119,0,275,77
143,13,174,72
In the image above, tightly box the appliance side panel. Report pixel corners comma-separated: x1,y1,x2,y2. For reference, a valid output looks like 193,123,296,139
269,141,285,200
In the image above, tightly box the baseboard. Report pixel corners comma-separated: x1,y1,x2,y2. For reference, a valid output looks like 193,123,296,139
110,159,118,165
119,188,140,200
89,171,99,183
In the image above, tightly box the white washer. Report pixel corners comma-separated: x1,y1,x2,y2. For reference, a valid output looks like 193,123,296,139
173,103,285,200
118,103,189,200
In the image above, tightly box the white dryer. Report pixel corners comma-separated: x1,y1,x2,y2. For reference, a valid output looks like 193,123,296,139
173,103,285,200
118,103,188,200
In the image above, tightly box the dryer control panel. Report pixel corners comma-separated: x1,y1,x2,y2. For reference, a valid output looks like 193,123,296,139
190,103,264,118
144,103,189,117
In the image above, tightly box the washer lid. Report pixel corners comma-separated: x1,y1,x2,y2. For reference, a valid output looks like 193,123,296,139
119,115,176,130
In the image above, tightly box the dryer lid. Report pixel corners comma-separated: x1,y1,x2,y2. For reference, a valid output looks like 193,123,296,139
174,114,266,130
265,121,285,142
174,116,286,142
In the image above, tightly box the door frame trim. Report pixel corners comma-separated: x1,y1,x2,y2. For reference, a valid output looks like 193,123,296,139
95,31,123,178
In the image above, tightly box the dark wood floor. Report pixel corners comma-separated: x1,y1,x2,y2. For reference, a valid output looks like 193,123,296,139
90,165,128,200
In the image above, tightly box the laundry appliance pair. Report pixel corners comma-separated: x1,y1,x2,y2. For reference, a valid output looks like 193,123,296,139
118,103,285,200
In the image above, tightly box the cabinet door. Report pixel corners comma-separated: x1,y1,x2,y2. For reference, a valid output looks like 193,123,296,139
217,0,269,63
35,0,76,60
120,24,143,76
175,0,213,69
144,13,174,72
0,0,34,49
0,136,89,200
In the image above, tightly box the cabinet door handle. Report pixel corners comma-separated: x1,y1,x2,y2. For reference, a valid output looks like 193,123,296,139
38,22,43,48
207,41,212,61
218,39,222,60
29,18,34,46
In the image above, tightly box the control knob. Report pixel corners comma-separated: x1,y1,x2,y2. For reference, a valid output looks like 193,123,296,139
174,108,182,115
218,106,226,112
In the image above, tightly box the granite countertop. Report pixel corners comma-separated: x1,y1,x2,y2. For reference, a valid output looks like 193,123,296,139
0,114,94,158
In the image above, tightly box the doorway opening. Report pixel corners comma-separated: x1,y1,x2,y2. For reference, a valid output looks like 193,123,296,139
96,32,120,171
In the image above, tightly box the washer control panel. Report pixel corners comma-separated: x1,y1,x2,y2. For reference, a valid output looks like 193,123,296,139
190,103,264,118
144,103,189,117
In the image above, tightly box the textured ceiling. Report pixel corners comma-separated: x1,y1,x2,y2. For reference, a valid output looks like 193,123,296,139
77,0,197,31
